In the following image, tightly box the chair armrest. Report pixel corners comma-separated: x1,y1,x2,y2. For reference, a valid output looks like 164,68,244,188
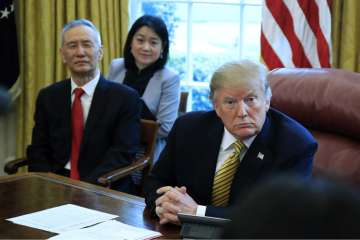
4,158,28,174
97,156,150,187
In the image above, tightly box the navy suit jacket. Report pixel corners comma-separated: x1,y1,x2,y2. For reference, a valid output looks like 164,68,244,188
27,75,141,186
144,108,317,218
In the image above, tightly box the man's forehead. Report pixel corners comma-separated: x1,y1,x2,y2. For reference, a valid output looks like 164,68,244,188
233,77,263,88
221,91,255,100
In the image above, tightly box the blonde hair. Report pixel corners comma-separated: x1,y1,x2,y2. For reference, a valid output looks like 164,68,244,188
209,60,271,100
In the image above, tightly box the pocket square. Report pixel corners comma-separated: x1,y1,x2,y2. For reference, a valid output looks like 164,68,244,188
257,152,264,160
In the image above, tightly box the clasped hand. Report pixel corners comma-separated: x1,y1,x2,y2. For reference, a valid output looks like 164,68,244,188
155,186,198,225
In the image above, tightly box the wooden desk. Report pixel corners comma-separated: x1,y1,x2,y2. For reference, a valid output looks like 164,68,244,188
0,173,180,239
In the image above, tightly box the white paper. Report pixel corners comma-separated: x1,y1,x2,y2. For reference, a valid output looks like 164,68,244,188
7,204,118,233
48,220,162,240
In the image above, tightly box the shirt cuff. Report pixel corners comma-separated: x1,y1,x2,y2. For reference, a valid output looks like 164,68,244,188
196,205,207,216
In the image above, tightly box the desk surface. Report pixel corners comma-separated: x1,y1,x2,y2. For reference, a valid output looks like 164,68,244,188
0,173,180,239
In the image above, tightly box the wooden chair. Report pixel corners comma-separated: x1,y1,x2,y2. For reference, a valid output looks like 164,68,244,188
4,119,159,190
178,91,189,116
98,119,159,189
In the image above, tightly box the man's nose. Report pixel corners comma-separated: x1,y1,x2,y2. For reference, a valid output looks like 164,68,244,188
236,101,248,118
75,45,86,55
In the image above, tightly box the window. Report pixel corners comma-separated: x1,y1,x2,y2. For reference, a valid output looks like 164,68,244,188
130,0,263,111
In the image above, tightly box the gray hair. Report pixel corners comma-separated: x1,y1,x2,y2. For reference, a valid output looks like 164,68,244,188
209,60,272,101
61,19,102,46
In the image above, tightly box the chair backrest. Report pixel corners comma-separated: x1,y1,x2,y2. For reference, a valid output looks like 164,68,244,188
139,119,160,166
178,91,189,116
268,68,360,186
127,119,159,195
95,119,159,189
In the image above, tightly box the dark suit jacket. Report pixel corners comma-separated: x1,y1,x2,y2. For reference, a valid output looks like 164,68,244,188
27,75,141,187
144,108,318,218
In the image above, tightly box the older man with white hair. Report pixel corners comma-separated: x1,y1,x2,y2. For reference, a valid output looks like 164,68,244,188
27,19,141,192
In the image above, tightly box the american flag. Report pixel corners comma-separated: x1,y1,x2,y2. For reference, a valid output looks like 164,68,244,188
0,0,18,89
261,0,332,70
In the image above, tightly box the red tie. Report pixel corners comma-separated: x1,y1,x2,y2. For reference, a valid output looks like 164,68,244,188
71,88,85,180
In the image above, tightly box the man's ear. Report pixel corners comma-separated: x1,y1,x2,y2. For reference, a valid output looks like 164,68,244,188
59,47,66,63
98,45,104,61
265,98,270,111
213,98,221,117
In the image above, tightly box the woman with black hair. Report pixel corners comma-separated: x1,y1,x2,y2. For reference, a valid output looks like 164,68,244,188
108,15,180,164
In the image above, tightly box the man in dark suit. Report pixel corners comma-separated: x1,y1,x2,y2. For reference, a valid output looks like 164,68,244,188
27,19,141,191
144,60,317,224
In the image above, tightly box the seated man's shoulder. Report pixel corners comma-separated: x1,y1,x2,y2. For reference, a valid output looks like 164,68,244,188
176,110,219,128
269,107,316,143
102,78,139,98
38,79,70,97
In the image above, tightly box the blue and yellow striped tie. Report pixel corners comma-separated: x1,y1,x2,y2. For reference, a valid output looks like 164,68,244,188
211,140,244,207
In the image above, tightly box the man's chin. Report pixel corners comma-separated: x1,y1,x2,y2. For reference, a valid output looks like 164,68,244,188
233,129,257,140
70,69,96,78
71,64,90,71
73,66,91,72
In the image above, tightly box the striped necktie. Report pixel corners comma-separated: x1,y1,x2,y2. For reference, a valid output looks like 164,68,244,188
212,140,244,207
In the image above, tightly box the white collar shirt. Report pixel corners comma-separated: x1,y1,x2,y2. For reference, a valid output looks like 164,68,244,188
70,71,100,123
196,127,256,216
215,127,256,172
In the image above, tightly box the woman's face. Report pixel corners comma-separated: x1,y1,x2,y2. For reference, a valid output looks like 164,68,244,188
131,26,163,70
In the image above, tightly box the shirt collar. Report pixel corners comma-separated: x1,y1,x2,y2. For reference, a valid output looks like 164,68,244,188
221,127,256,151
71,71,100,96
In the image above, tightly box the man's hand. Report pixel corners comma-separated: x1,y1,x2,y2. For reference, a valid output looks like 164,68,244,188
155,186,198,225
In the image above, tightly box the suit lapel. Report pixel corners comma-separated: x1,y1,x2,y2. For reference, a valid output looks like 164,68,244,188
81,76,107,149
61,80,72,151
200,113,224,203
231,114,274,198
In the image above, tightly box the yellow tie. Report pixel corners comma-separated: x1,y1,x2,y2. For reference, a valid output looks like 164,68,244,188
212,140,244,207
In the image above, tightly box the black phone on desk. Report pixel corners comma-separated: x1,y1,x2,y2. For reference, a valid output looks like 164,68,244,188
177,213,230,239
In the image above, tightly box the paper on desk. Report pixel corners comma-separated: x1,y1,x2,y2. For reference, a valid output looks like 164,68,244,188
48,219,162,240
7,204,118,233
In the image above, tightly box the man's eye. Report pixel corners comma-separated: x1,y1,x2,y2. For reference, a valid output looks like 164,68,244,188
245,96,257,104
223,99,237,108
226,100,236,104
67,43,77,49
82,42,93,48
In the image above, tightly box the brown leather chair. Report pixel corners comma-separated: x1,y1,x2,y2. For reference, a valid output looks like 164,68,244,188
268,68,360,186
4,119,159,190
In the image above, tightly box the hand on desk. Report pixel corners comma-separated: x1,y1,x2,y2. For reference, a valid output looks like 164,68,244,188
155,186,198,225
